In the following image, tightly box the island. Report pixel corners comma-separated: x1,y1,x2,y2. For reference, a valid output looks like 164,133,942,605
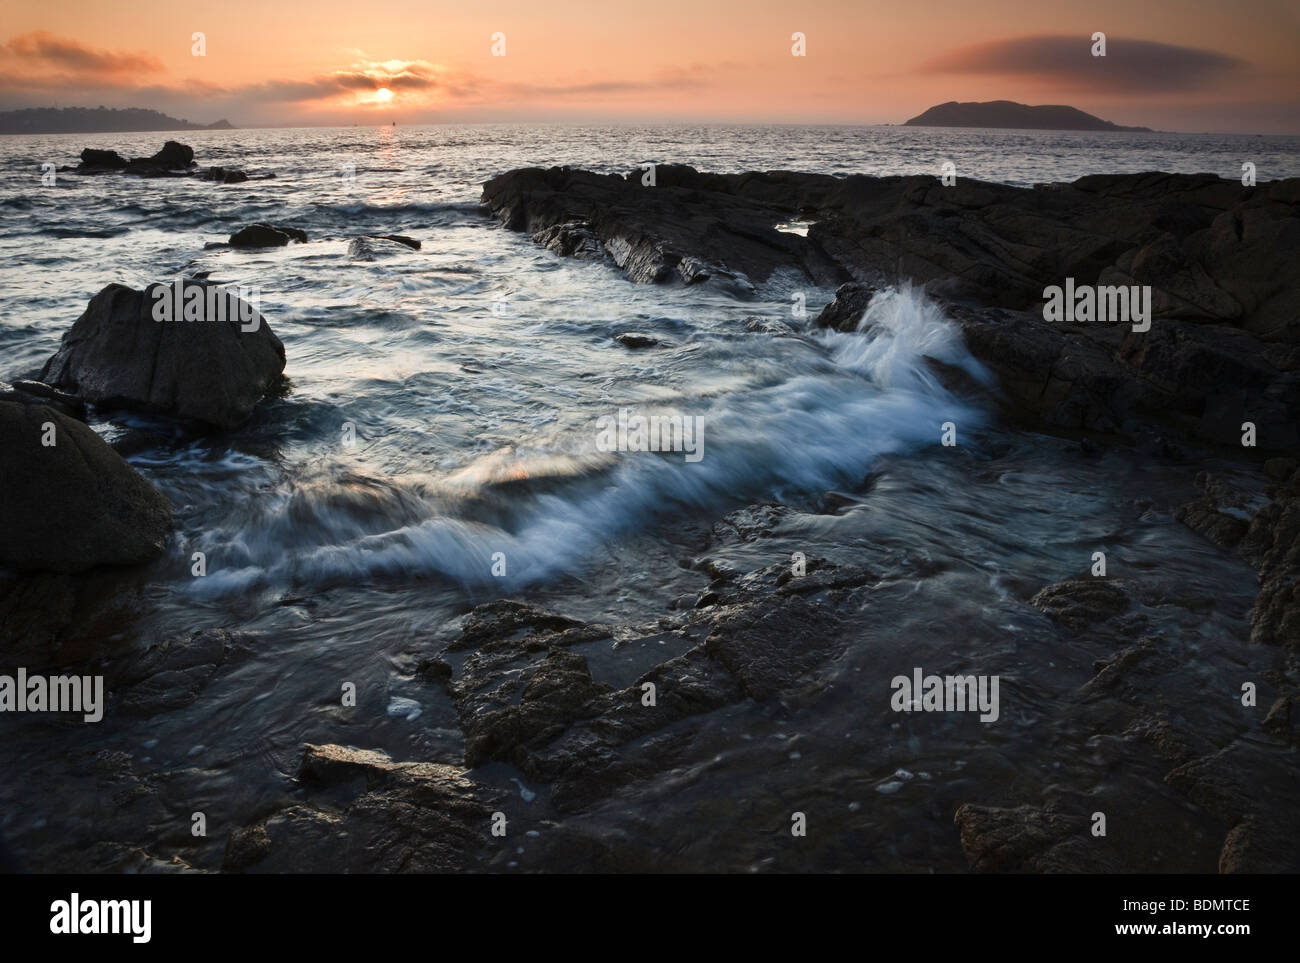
904,100,1152,132
0,107,235,135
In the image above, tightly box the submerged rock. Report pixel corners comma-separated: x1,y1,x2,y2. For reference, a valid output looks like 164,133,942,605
614,332,660,349
201,166,248,184
40,281,286,430
0,401,172,573
77,148,127,171
228,223,308,247
113,628,255,716
347,234,420,259
134,140,194,171
1029,579,1132,630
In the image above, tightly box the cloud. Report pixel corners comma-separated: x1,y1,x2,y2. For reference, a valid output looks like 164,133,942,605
921,35,1244,93
1,31,163,76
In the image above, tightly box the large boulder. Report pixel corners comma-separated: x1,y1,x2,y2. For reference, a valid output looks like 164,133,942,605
0,401,172,573
41,281,286,430
143,140,194,170
78,148,126,171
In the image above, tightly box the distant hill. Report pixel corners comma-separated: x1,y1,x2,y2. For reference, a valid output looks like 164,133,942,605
904,100,1151,132
0,107,235,135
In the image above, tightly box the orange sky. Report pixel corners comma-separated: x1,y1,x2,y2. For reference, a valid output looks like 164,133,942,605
1,0,1297,132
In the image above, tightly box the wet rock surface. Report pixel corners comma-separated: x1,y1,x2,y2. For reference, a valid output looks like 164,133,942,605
484,167,1298,332
0,401,173,573
228,223,308,247
112,628,256,716
485,167,1299,452
40,281,286,430
224,744,505,872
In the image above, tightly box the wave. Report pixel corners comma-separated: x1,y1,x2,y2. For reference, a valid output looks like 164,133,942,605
188,284,991,595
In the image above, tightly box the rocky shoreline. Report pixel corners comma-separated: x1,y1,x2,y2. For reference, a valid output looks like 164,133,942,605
1,148,1296,872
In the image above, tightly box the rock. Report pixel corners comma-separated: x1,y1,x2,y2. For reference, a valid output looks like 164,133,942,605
347,235,419,260
224,744,504,872
201,167,248,184
429,552,871,813
954,802,1118,872
367,233,420,250
1174,472,1253,550
40,281,286,430
741,315,797,336
0,401,172,572
484,166,1299,334
77,148,126,171
484,165,1300,446
1165,743,1300,872
142,140,193,170
228,224,307,247
0,380,85,419
614,333,660,349
531,221,605,260
814,281,876,332
113,628,255,715
1241,472,1300,650
481,165,848,290
1265,458,1298,482
1029,579,1131,630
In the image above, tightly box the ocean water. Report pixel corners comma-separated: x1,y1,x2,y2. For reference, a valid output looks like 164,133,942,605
0,125,1285,870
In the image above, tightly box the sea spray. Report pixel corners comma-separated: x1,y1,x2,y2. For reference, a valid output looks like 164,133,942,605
184,285,991,593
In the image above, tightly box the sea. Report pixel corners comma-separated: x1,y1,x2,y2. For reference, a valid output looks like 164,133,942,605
0,124,1294,870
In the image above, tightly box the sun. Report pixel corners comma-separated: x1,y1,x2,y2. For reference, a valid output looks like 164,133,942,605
374,87,393,103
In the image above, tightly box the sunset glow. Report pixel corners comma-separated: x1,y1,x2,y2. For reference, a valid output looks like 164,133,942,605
0,0,1296,132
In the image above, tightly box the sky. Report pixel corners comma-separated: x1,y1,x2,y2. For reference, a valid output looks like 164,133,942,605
1,0,1297,132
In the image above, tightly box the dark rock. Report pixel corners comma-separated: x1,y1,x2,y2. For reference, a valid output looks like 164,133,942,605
201,167,248,184
0,401,172,573
367,233,420,250
954,802,1118,872
224,744,504,872
78,148,126,170
485,167,1299,335
484,164,1300,447
1174,472,1252,550
445,600,589,652
482,165,848,290
1242,475,1300,650
228,224,307,247
1029,579,1131,630
143,140,193,170
1265,458,1298,482
429,555,867,812
531,221,604,260
614,333,660,349
0,380,85,419
814,281,876,332
741,315,797,336
1165,743,1300,872
41,281,286,430
113,628,255,715
347,235,419,260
